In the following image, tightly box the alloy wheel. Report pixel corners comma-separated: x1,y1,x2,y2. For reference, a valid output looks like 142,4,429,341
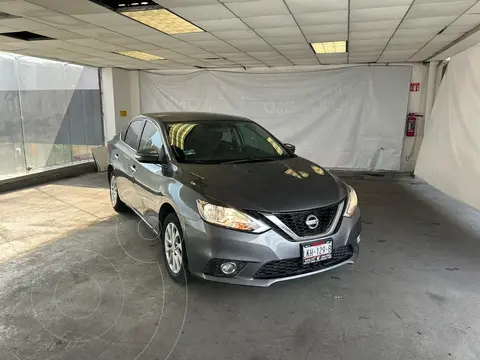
164,222,183,274
110,176,118,206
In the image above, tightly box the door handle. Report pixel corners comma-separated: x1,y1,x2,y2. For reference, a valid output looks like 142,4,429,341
130,165,136,172
114,154,119,159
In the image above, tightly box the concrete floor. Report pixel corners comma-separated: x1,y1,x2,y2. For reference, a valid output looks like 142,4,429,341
1,172,480,360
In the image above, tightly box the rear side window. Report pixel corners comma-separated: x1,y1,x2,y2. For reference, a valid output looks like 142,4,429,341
124,120,145,149
139,121,164,151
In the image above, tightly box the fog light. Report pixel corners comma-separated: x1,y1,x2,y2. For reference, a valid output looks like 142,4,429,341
356,236,361,244
220,262,237,275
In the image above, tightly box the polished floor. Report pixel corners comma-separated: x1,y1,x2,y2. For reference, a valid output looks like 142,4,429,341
1,172,480,360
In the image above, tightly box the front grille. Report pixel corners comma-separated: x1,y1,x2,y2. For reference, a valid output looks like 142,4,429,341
273,202,340,237
253,245,353,279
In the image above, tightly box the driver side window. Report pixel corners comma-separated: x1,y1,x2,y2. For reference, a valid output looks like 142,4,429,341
139,121,164,151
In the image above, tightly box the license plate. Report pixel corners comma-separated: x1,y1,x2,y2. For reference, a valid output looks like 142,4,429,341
302,240,332,265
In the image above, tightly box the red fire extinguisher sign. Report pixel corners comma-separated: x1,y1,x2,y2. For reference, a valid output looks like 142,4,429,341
410,82,420,92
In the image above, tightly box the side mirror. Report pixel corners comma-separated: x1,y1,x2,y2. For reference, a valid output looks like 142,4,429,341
284,143,296,154
135,147,166,164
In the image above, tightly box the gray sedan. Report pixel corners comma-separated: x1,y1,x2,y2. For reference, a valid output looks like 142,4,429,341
107,112,361,286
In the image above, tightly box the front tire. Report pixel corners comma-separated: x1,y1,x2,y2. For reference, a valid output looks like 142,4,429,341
109,174,128,212
162,213,188,284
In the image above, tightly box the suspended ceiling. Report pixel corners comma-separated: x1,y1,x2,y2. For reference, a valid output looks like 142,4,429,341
0,0,479,70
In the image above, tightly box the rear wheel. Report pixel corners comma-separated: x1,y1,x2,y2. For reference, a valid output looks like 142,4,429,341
109,174,127,212
162,213,188,284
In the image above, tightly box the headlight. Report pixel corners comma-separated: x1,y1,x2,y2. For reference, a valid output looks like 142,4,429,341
196,200,270,233
344,185,358,217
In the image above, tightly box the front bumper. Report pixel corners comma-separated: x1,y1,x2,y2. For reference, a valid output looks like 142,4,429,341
183,209,361,287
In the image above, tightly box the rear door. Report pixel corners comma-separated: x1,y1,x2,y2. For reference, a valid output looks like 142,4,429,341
133,119,167,231
117,119,145,210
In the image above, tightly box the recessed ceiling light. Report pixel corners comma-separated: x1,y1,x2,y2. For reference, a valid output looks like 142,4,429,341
118,51,164,61
311,41,347,54
121,9,203,35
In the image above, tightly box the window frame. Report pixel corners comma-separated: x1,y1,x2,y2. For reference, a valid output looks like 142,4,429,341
138,119,166,152
122,118,146,151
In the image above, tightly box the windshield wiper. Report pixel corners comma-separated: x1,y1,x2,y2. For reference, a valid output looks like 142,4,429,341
221,157,279,164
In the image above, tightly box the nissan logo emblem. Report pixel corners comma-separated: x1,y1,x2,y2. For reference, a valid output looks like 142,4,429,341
305,214,319,229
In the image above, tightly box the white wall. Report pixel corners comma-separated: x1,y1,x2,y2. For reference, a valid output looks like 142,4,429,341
100,68,141,141
415,43,480,210
140,65,412,170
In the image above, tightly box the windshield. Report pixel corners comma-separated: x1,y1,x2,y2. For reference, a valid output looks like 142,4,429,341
166,120,293,164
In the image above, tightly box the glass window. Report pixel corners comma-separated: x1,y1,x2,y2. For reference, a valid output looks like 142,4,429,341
139,121,164,151
166,120,290,164
124,120,145,150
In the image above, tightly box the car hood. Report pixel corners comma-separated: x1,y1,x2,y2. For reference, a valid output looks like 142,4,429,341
176,157,347,212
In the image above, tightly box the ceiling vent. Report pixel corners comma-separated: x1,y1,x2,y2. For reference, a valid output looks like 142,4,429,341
1,31,54,41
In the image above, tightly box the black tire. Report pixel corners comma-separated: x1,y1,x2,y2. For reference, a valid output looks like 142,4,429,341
109,174,128,213
161,213,188,284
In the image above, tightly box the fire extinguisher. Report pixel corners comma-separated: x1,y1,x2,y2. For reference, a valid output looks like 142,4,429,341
405,113,423,137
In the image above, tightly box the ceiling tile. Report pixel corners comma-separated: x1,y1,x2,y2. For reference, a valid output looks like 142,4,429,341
295,11,349,25
317,53,347,64
228,38,273,51
0,18,53,30
170,5,235,21
104,25,162,37
255,27,303,38
193,40,239,51
378,49,417,61
21,0,112,15
349,29,395,40
279,49,316,58
263,34,305,45
213,29,258,39
125,42,165,51
73,13,136,26
135,34,185,45
70,27,121,39
291,58,319,65
406,1,473,19
350,6,409,22
66,39,128,52
385,42,425,50
467,1,480,13
351,0,413,9
301,23,348,35
395,28,441,37
34,15,91,28
0,1,54,17
33,29,86,40
431,33,462,42
194,19,248,32
273,43,311,50
350,20,400,31
349,38,389,46
247,50,280,58
389,34,434,43
173,32,217,41
285,0,348,14
0,25,15,33
305,33,348,42
452,13,480,26
156,0,218,6
242,14,296,28
442,24,476,34
399,16,456,29
225,0,289,17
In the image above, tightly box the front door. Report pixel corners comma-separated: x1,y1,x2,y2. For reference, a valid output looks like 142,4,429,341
133,120,168,232
118,119,145,211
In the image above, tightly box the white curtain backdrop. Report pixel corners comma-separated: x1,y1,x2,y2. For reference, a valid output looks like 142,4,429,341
415,44,480,210
140,66,411,170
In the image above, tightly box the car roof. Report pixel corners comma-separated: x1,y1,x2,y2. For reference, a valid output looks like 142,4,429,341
143,112,253,124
